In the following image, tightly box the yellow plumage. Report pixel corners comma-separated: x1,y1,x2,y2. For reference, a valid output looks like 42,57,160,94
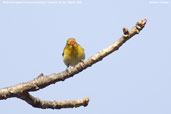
62,38,85,67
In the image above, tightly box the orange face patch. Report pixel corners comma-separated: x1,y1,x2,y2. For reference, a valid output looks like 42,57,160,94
68,40,75,44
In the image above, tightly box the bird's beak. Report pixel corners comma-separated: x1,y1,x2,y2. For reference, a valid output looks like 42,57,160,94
69,43,75,49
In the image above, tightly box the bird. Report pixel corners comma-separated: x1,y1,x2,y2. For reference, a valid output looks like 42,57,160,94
62,38,85,68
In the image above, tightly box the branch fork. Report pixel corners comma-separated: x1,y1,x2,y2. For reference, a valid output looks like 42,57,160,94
0,19,147,109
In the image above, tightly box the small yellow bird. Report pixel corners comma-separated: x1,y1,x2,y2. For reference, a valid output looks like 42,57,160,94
62,38,85,68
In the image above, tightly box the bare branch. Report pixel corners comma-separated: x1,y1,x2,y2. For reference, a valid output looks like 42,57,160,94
0,19,147,109
17,92,89,109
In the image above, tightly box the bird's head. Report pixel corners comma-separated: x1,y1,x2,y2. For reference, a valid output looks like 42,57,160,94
66,38,78,49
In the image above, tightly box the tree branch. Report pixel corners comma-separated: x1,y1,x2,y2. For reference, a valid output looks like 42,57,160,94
17,92,89,109
0,19,147,109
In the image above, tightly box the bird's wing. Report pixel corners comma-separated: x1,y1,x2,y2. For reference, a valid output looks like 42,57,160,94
62,46,65,56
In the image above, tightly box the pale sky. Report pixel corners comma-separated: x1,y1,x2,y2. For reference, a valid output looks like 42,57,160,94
0,0,171,114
